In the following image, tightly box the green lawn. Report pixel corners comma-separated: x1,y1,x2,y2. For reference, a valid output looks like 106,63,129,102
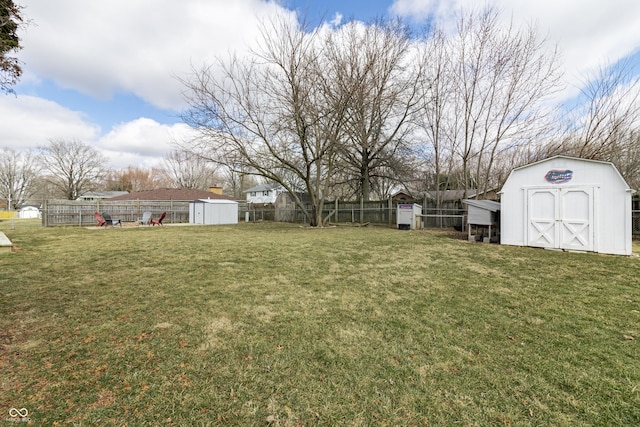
1,220,639,426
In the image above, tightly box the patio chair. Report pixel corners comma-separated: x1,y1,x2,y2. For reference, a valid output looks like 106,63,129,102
101,212,122,227
150,211,166,226
138,211,152,225
94,212,107,227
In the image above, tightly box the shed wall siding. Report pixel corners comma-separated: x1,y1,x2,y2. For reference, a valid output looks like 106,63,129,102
467,207,493,226
189,201,238,225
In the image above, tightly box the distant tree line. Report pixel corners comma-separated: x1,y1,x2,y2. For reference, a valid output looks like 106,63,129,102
0,139,254,210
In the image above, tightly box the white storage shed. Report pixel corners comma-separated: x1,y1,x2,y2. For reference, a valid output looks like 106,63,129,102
189,199,238,225
500,156,634,255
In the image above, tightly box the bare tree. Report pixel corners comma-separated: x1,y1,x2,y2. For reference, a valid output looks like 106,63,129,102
426,8,563,198
164,150,219,189
104,166,171,192
414,26,458,207
574,60,640,160
548,60,640,159
181,15,348,226
609,130,640,190
540,59,640,188
39,139,106,200
0,148,39,209
326,20,420,201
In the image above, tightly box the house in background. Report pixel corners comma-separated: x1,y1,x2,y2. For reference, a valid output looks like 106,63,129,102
108,188,236,201
391,191,414,202
18,205,41,219
244,183,285,204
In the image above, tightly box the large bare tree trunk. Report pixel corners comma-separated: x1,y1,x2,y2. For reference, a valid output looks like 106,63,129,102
326,20,419,202
180,15,344,226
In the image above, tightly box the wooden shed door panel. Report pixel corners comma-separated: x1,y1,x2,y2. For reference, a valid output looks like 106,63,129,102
527,189,558,248
527,187,593,251
559,188,593,251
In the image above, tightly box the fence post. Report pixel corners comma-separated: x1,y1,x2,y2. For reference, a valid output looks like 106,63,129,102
42,200,47,227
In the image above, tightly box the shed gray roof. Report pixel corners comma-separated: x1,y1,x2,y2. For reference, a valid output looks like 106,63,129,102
79,191,129,199
463,199,501,212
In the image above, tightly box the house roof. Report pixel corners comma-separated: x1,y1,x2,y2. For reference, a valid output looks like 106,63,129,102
107,188,236,201
244,183,283,193
392,191,413,200
463,199,501,212
505,155,633,192
79,191,129,199
192,199,238,204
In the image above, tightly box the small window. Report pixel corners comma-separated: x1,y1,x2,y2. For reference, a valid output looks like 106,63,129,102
250,192,256,197
264,191,270,196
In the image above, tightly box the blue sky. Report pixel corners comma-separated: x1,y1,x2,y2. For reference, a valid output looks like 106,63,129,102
2,0,639,169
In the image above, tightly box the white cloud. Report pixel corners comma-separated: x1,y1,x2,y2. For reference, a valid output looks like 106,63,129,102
0,95,196,169
10,0,638,173
18,0,297,110
330,12,344,27
97,119,197,169
0,94,100,150
390,0,640,99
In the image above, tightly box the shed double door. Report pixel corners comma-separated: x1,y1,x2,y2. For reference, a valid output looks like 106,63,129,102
526,187,594,251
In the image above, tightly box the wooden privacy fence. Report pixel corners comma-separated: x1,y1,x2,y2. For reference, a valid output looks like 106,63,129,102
43,199,468,229
42,200,190,227
36,200,640,236
240,199,466,230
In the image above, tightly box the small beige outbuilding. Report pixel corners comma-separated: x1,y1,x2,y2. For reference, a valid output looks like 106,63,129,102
499,156,634,255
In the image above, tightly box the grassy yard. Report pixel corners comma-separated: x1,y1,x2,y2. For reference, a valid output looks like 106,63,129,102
1,220,639,426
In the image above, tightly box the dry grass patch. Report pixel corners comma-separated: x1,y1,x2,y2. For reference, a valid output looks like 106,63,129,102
1,220,639,425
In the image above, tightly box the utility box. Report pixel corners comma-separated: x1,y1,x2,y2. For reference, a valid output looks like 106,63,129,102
397,203,422,230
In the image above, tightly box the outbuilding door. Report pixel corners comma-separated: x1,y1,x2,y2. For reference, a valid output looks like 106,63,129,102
526,187,593,251
193,203,204,224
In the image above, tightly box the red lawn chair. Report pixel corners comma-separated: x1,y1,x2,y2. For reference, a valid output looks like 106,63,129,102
94,212,107,227
150,211,166,226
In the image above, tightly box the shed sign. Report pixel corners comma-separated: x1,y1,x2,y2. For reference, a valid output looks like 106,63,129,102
544,169,573,184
